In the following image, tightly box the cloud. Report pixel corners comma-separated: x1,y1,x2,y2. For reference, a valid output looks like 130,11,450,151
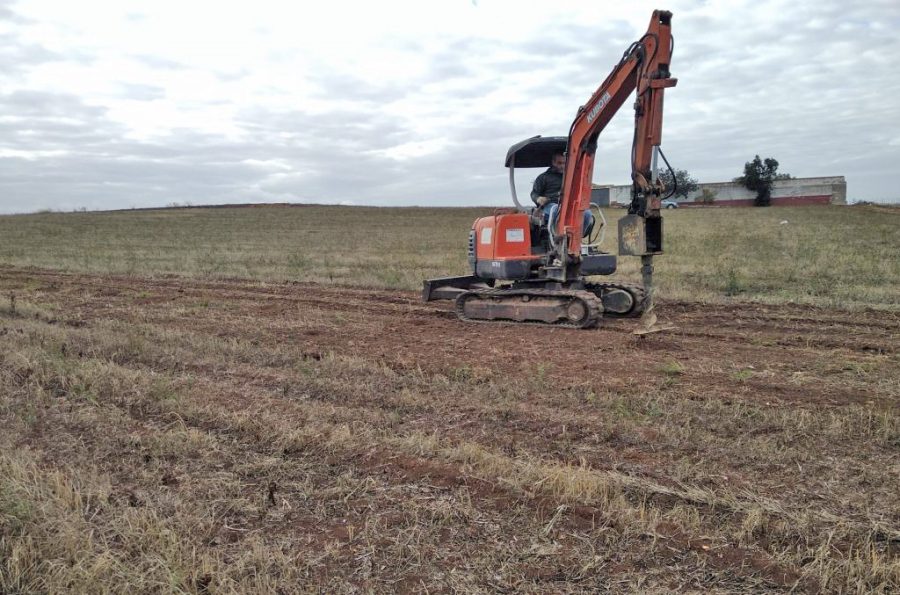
0,32,61,75
117,83,166,101
0,0,24,22
1,0,899,214
130,54,186,70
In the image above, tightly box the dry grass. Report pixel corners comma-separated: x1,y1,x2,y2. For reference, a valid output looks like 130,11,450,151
0,203,898,592
0,204,898,307
1,275,898,592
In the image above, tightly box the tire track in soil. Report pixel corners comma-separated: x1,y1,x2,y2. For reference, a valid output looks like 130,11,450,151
5,266,897,408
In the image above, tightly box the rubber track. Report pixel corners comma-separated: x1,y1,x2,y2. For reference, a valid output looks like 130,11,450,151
455,288,603,329
585,282,647,318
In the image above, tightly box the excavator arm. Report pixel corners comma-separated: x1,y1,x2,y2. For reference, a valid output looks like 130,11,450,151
556,10,677,258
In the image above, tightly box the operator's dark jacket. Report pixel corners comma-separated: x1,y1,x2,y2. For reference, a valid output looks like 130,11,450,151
531,168,563,207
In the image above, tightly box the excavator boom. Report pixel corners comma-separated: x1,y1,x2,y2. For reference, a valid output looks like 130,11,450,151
557,10,676,257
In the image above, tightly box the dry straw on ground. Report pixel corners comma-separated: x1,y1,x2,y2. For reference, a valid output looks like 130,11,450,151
0,205,898,592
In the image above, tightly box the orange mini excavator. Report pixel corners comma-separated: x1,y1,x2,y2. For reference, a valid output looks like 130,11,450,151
424,10,677,330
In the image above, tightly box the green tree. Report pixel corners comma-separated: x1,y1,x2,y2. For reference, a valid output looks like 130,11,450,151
734,156,791,207
659,168,699,200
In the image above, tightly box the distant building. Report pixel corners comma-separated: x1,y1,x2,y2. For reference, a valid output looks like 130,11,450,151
590,186,611,206
596,176,847,207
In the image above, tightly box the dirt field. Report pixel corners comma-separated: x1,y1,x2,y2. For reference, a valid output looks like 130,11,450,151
1,264,897,593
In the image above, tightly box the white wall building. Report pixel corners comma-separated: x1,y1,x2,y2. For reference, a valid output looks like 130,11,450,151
593,176,847,207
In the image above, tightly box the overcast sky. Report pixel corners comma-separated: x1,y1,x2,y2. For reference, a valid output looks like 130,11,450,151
1,0,899,213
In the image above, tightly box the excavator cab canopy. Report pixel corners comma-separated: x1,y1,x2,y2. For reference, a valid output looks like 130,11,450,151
505,135,567,210
504,135,567,168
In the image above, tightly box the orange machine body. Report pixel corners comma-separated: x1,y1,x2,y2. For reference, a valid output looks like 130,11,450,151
469,212,541,280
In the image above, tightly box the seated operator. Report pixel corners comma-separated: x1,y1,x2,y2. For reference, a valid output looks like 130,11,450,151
531,152,594,238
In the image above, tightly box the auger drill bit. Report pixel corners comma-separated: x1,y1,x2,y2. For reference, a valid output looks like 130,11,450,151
634,255,672,335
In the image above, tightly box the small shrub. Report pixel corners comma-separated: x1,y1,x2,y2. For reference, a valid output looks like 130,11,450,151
724,269,744,296
733,369,753,382
698,188,717,204
0,484,32,535
659,360,684,376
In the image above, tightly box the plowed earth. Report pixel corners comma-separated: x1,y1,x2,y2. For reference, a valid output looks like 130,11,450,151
1,265,898,593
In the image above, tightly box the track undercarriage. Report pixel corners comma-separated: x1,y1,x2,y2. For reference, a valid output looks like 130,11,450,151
441,280,647,328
